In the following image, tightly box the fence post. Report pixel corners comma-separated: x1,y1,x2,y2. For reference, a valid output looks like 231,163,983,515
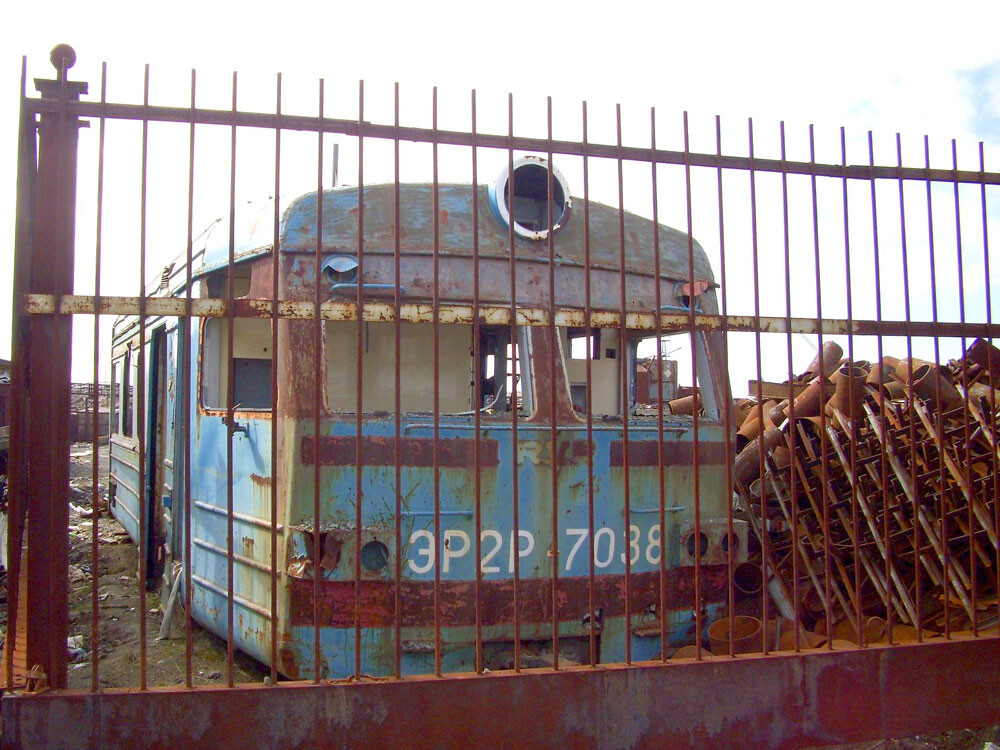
17,44,87,690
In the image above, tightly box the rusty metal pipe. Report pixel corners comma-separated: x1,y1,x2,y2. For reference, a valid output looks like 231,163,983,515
737,399,777,443
708,616,762,656
771,445,791,469
882,381,906,400
867,362,892,387
733,562,763,595
906,364,964,411
967,382,1000,404
667,394,702,415
734,425,786,486
890,357,936,383
767,399,789,427
802,341,843,380
786,379,835,420
733,398,755,425
826,365,868,419
882,355,902,371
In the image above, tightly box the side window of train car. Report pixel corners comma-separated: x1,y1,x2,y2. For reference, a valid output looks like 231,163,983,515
325,321,473,413
201,318,273,411
322,321,537,417
122,349,135,437
561,328,718,420
476,326,527,413
634,331,717,420
110,358,121,434
563,327,622,416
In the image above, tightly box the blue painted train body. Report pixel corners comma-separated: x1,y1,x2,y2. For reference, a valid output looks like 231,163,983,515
109,159,744,678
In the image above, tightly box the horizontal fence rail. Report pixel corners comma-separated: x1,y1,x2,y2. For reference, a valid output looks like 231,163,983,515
3,45,1000,749
20,294,1000,339
25,97,1000,186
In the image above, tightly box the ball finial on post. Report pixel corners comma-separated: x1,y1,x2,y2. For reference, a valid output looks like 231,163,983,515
49,44,77,76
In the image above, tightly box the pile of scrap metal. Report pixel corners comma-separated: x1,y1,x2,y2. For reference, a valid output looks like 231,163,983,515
732,338,1000,641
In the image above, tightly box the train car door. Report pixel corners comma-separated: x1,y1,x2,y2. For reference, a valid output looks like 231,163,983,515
145,325,172,588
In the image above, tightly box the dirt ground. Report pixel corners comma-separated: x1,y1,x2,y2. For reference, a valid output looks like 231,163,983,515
1,442,268,690
1,443,997,746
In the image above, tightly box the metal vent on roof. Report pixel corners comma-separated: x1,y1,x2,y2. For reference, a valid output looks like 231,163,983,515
488,155,571,241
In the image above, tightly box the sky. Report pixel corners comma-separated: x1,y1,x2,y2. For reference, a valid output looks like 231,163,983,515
1,1,999,393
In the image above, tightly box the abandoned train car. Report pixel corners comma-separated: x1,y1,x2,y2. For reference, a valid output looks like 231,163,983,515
108,156,745,679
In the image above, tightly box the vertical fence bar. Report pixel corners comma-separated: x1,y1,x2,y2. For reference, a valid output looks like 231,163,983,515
778,120,801,651
748,118,769,653
650,108,667,660
717,115,737,656
393,82,403,680
355,80,366,680
312,78,324,682
682,112,703,655
981,144,999,634
431,86,442,678
582,101,597,668
471,89,484,674
224,70,238,687
269,71,282,683
615,104,632,665
841,127,863,645
898,133,923,640
779,121,802,651
90,62,107,692
808,125,834,647
952,140,974,634
137,64,150,690
869,131,893,643
46,57,68,690
5,55,32,691
183,68,196,687
546,97,560,671
507,93,521,672
924,136,948,638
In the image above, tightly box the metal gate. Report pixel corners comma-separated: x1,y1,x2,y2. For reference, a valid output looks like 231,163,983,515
4,45,1000,748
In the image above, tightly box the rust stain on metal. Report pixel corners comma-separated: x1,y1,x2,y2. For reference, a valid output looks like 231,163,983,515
287,567,727,628
7,637,1000,748
300,435,499,468
610,440,726,467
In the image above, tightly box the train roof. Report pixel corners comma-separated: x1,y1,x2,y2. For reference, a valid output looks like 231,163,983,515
189,184,716,289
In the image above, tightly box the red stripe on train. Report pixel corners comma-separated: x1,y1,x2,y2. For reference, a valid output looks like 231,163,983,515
301,435,500,467
288,566,727,628
610,440,727,467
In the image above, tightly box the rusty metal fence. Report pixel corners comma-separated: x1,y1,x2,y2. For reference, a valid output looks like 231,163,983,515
4,45,1000,748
